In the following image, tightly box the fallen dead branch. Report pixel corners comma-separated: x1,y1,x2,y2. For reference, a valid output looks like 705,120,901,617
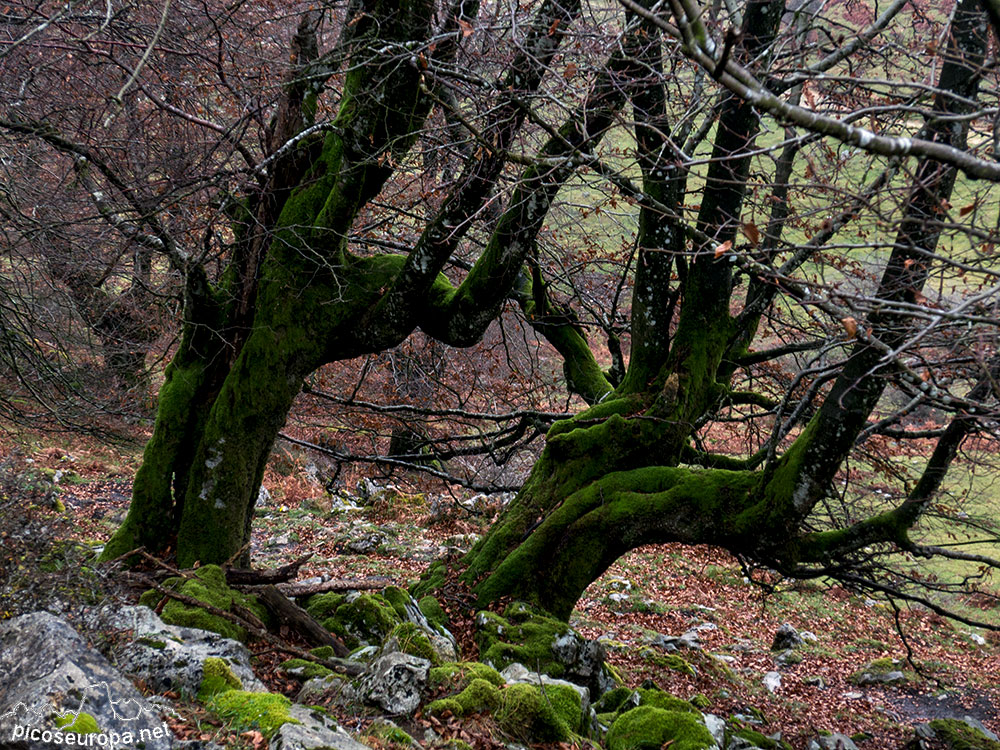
253,583,350,657
225,554,313,586
275,576,392,597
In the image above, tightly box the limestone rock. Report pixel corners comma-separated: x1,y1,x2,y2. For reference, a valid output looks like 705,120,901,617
762,672,782,693
807,733,859,750
0,611,174,750
551,630,616,697
703,714,726,748
360,652,430,715
269,705,370,750
770,623,804,651
100,604,266,696
652,629,703,652
296,675,359,709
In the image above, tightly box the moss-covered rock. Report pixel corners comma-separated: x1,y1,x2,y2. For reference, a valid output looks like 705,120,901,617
927,719,1000,750
594,687,639,715
54,712,99,735
597,711,618,730
428,661,503,690
304,592,346,621
206,691,299,738
306,592,401,649
198,657,242,700
606,706,715,750
476,601,607,690
384,622,440,665
418,594,449,632
382,586,411,620
495,682,573,743
145,565,269,643
455,678,501,715
848,658,910,686
476,605,570,677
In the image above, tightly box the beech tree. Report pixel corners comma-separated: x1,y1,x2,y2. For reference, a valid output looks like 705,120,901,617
4,0,1000,622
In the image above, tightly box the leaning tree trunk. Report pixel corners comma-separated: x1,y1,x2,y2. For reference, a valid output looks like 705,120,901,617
100,0,437,565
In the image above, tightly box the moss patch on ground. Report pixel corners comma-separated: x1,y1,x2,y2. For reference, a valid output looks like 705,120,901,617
425,698,463,718
637,648,698,677
364,719,414,746
731,727,793,750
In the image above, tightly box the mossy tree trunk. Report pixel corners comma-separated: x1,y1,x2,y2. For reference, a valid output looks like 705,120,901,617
101,0,448,564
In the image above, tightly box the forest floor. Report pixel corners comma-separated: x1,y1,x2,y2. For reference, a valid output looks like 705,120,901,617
1,430,999,749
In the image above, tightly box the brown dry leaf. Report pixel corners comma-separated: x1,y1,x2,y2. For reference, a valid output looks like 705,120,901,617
714,240,733,259
743,222,760,247
458,18,474,37
960,202,976,216
841,317,858,338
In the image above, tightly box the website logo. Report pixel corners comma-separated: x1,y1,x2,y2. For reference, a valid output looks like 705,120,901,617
1,680,170,748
